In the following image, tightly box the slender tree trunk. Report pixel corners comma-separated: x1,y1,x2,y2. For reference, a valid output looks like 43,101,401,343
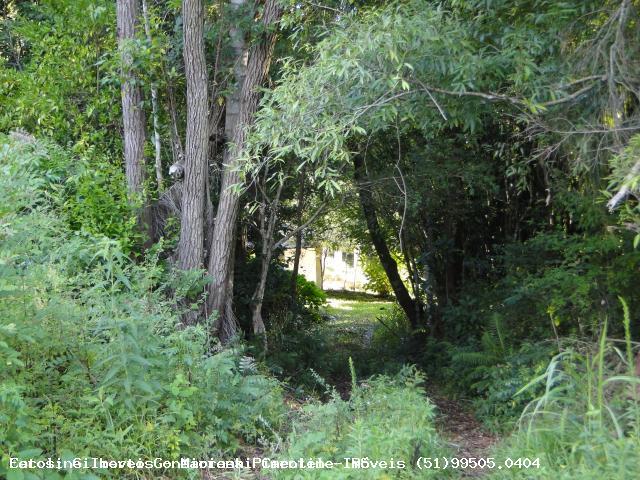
290,231,303,296
177,0,209,272
401,232,423,320
116,0,151,241
353,154,421,328
203,25,225,264
315,247,323,289
289,170,306,301
207,0,283,343
251,249,271,340
419,219,442,336
141,0,163,190
207,28,225,162
250,180,283,341
634,351,640,399
167,83,184,166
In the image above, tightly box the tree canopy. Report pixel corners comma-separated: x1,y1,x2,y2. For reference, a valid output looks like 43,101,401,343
1,1,640,479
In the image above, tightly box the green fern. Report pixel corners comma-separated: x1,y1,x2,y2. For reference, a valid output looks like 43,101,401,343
452,314,512,367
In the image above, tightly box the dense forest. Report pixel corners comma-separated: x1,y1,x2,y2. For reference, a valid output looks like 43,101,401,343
1,0,640,478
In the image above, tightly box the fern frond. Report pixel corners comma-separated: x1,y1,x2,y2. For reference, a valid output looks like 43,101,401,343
452,351,499,366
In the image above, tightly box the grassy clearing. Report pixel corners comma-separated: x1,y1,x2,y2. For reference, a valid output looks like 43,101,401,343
321,290,394,368
323,290,393,336
287,290,397,392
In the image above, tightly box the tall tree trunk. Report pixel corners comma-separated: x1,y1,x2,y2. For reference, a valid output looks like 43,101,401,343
353,154,421,329
141,0,163,190
207,0,283,343
177,0,208,272
116,0,151,241
205,0,247,342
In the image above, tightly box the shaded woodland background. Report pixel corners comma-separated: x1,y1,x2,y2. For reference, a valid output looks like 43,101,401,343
1,1,640,479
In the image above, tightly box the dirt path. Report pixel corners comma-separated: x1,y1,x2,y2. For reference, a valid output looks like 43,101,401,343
426,387,499,477
323,291,499,477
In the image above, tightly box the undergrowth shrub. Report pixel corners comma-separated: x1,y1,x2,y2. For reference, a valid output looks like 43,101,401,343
265,324,331,388
57,148,139,251
434,226,640,428
487,231,638,340
295,274,328,311
370,304,413,350
273,365,452,479
436,228,640,408
234,259,327,336
0,138,285,478
367,304,414,373
2,134,139,251
359,253,393,296
487,313,640,479
241,267,329,388
446,316,555,430
244,271,328,387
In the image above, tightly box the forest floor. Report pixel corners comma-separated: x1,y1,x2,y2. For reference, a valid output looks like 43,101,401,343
426,388,498,477
321,291,499,477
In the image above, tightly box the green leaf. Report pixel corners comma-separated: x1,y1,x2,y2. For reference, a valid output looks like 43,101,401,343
7,470,25,480
16,449,42,458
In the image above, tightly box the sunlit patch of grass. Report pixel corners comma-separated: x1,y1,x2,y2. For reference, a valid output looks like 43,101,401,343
324,292,393,328
318,293,395,378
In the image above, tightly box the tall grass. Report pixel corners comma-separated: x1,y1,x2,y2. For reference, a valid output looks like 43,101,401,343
488,305,640,479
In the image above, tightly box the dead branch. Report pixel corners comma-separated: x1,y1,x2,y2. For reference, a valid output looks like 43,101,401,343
608,159,640,211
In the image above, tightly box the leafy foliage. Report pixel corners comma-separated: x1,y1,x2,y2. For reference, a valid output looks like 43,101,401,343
3,0,640,478
608,133,640,247
360,253,393,296
0,1,120,151
0,139,285,478
274,366,451,479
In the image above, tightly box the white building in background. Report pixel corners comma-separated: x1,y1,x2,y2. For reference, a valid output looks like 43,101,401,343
283,246,368,291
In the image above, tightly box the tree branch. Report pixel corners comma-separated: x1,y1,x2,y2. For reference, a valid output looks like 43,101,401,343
273,201,328,250
608,158,640,211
